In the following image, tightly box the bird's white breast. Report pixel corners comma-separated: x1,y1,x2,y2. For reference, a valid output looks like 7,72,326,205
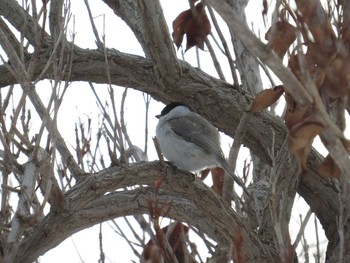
156,120,218,172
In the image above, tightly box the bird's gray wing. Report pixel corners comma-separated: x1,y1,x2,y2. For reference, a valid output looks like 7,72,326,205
168,112,224,158
169,113,251,197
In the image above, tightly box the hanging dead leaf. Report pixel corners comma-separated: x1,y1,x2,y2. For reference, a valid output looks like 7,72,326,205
142,244,161,263
288,52,325,89
288,122,324,152
306,42,337,68
317,154,341,178
320,55,350,98
248,85,284,112
284,104,308,130
172,2,211,51
296,0,336,66
211,167,225,196
287,110,325,169
172,8,192,49
284,93,322,131
265,21,297,58
164,223,189,258
142,222,196,263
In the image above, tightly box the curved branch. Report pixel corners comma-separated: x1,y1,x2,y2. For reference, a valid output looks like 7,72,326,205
15,161,273,263
0,47,280,165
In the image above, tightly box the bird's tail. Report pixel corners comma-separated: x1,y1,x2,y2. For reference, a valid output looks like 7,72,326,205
220,160,250,197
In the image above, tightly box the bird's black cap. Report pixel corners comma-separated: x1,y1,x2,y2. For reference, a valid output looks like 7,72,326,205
156,102,191,118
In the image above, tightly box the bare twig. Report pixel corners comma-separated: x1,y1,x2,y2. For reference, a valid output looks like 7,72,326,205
204,38,225,80
153,137,165,167
120,88,133,152
207,5,239,85
314,214,321,263
28,88,83,177
83,0,103,48
226,112,252,199
98,223,105,263
109,219,143,259
89,83,120,151
293,208,313,248
143,93,151,155
300,214,310,263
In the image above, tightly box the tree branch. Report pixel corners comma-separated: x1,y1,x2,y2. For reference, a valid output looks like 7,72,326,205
15,161,274,263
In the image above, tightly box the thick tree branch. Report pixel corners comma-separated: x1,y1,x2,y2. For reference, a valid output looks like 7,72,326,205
15,161,274,263
0,47,283,165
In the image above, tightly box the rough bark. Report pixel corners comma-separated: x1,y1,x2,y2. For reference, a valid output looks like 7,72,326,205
14,162,274,263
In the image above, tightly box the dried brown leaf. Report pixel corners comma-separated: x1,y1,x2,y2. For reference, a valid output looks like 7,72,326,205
288,122,324,153
320,56,350,98
172,3,211,51
317,154,341,178
142,223,195,263
249,85,284,112
288,53,325,88
284,104,308,130
265,21,297,58
296,0,336,63
286,109,325,169
211,167,225,196
172,8,192,48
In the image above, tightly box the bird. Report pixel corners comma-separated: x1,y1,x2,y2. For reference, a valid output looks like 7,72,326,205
155,102,248,194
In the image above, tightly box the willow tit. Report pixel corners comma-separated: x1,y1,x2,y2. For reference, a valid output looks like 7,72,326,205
156,102,247,193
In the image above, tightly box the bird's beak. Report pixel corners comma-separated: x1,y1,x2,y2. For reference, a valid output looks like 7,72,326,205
156,114,161,119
